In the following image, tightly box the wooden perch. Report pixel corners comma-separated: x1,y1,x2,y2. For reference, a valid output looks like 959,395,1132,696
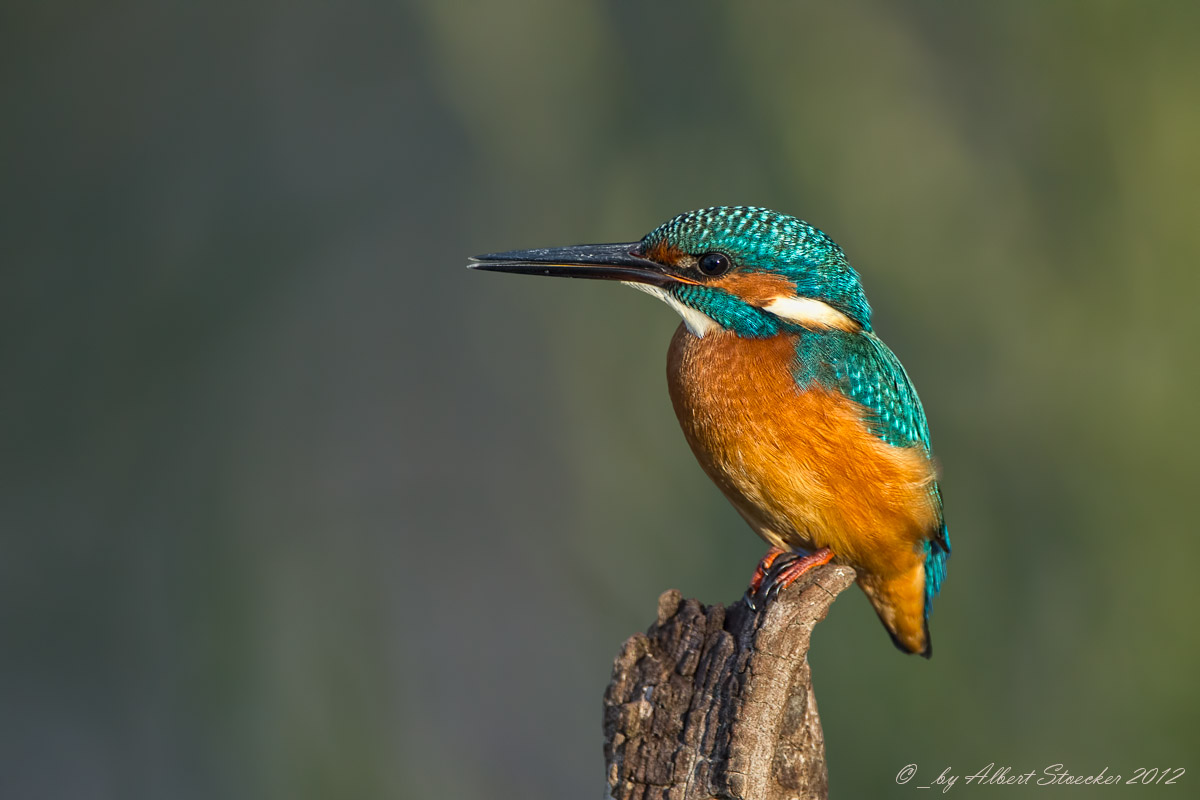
603,564,856,800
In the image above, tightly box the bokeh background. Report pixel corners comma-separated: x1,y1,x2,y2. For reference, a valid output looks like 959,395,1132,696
5,1,1199,798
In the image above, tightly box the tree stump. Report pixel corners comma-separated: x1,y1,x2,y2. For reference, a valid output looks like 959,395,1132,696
602,564,856,800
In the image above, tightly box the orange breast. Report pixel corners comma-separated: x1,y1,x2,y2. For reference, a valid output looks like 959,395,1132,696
666,323,939,580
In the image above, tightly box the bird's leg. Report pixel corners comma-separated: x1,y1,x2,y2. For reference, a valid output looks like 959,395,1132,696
745,547,835,610
767,547,835,593
747,546,789,598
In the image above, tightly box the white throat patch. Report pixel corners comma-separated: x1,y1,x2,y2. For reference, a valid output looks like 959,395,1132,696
622,282,717,337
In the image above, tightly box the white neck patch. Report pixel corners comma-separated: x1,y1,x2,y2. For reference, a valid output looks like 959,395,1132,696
622,282,717,337
761,296,858,331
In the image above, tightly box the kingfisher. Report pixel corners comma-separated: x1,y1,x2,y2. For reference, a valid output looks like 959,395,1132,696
470,206,949,657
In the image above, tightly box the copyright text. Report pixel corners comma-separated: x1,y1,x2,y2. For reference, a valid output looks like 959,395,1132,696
895,763,1185,792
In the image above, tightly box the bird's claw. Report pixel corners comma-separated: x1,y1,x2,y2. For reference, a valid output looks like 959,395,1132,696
744,547,835,610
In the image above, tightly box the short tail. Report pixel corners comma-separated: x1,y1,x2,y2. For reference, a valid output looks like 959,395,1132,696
859,527,949,658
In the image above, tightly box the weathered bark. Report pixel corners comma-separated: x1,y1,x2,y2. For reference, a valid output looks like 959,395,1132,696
603,564,856,800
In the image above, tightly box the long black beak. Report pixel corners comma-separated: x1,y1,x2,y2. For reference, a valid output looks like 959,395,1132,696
468,242,674,288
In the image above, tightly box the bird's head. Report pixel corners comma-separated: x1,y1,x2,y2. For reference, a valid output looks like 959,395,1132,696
470,206,871,338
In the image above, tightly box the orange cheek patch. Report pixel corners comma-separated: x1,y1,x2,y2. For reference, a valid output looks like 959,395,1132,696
640,240,687,265
708,272,798,305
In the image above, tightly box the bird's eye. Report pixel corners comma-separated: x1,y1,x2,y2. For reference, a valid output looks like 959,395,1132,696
697,252,732,277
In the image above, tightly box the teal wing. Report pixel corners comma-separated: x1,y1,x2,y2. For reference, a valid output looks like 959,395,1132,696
834,332,933,451
794,330,950,614
794,330,932,451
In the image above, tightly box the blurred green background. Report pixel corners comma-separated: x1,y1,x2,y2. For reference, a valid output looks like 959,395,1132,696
4,1,1198,798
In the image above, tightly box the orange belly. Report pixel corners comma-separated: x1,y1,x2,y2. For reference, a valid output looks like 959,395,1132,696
666,323,939,581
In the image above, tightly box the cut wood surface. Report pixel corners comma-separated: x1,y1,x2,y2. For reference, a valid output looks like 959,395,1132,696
603,564,856,800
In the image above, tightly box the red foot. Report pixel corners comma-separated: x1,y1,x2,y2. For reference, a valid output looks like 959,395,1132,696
747,546,788,596
745,547,835,609
769,547,835,593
